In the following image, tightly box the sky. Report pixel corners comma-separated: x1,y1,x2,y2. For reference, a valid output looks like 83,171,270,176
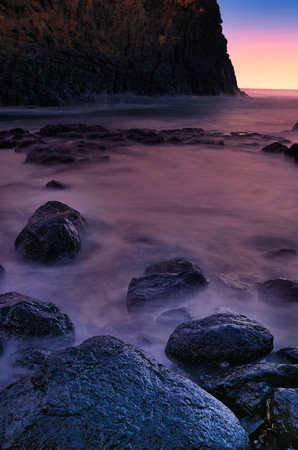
219,0,298,90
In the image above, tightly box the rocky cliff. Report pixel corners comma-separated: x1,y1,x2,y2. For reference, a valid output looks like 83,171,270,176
0,0,240,105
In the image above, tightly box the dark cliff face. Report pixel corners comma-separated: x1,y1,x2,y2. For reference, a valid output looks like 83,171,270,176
0,0,240,105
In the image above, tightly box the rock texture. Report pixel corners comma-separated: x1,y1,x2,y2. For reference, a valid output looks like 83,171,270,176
0,335,249,449
272,388,298,448
15,201,87,263
0,0,240,106
259,278,298,303
165,312,274,365
126,258,209,313
0,291,75,351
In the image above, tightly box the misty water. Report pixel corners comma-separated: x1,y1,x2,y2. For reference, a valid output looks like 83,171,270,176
1,88,298,376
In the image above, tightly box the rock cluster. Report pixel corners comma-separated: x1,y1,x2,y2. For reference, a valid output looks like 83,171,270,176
0,0,240,105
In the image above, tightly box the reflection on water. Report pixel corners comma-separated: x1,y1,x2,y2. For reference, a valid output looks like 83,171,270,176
0,90,298,371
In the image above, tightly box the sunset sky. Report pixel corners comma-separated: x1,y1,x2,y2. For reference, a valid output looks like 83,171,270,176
219,0,298,90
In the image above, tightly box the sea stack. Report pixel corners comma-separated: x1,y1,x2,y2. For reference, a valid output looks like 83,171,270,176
0,0,240,105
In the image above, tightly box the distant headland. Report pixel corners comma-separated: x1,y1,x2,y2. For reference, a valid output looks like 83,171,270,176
0,0,240,105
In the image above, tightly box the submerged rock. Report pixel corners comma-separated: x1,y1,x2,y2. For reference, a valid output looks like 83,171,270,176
156,307,196,328
45,180,68,190
15,201,86,264
259,278,298,303
265,248,298,259
25,146,77,165
0,335,249,449
0,291,75,351
209,273,258,297
165,312,274,366
126,258,209,313
261,142,288,153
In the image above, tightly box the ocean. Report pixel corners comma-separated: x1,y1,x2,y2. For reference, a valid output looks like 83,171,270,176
0,88,298,377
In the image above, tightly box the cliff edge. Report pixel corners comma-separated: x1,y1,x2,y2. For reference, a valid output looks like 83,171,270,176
0,0,240,105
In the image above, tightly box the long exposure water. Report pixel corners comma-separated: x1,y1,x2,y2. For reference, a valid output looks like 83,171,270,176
1,89,298,377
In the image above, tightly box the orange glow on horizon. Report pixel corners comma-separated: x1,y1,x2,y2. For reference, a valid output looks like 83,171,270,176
225,30,298,90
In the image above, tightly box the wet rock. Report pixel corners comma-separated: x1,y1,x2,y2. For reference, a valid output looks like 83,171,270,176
284,143,298,158
0,291,75,351
291,123,298,131
15,200,86,264
126,259,209,313
24,145,77,165
165,312,274,366
261,142,288,153
276,347,298,364
272,388,298,448
265,248,298,259
209,273,258,297
0,265,5,282
38,123,88,137
259,278,298,303
125,129,165,145
0,335,249,449
15,137,45,151
45,180,68,190
144,257,206,277
10,348,52,378
0,140,17,149
198,363,298,418
156,308,196,328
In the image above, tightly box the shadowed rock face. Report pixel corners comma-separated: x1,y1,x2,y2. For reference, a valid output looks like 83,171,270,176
0,0,240,105
0,335,249,449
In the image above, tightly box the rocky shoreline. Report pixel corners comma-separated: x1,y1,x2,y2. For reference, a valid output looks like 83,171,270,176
0,122,298,448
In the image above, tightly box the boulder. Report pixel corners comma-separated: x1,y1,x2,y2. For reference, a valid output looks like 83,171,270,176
277,347,298,364
261,142,288,153
0,291,75,351
15,200,86,264
291,123,298,131
198,363,298,418
45,180,68,190
284,143,298,158
272,388,298,448
165,312,274,365
259,278,298,303
156,308,196,328
126,258,209,313
0,335,249,449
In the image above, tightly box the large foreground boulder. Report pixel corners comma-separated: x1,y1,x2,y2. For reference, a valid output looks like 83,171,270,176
165,312,274,365
0,335,249,449
126,258,209,313
0,291,75,351
15,201,87,264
